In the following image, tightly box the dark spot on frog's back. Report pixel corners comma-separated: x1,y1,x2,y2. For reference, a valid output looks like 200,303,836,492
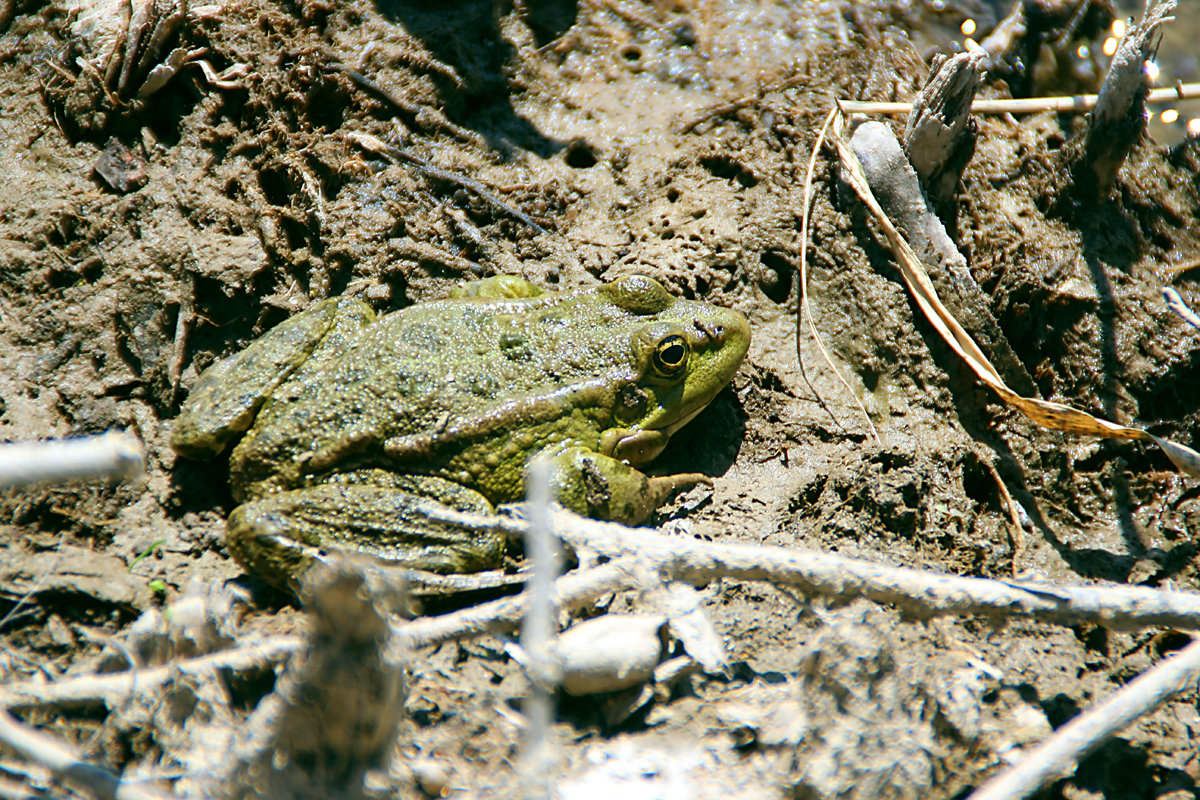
400,322,446,352
467,373,500,397
499,331,533,361
581,459,611,509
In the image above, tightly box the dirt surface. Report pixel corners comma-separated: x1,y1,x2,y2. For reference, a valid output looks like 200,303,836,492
2,0,1200,797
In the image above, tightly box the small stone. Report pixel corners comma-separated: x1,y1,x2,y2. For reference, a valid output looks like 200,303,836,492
410,756,451,797
94,138,148,194
45,614,76,647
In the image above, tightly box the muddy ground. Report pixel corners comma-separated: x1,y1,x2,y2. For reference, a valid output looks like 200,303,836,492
2,0,1200,797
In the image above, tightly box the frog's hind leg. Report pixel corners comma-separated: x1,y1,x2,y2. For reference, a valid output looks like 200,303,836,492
225,471,506,593
171,298,375,460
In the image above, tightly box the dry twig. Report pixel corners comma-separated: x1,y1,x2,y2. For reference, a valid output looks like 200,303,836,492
796,106,880,442
0,636,304,712
838,82,1200,116
904,48,986,206
0,432,144,489
396,557,642,651
545,510,1200,629
0,708,168,800
517,460,560,798
0,560,640,713
8,509,1200,718
967,637,1200,800
394,508,1200,632
1073,0,1176,198
346,131,548,235
848,119,1036,395
835,117,1200,477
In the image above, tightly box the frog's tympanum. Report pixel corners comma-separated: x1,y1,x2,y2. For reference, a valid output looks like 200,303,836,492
171,275,750,591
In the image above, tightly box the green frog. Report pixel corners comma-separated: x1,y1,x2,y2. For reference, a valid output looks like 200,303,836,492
171,274,750,591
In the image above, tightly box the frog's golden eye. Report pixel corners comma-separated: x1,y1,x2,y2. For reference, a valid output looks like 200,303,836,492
653,335,689,375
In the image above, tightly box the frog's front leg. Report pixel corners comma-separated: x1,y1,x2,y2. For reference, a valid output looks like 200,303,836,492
226,471,506,592
171,297,375,460
538,446,710,526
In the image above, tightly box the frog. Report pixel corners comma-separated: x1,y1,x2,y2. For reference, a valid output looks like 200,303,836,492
171,274,750,592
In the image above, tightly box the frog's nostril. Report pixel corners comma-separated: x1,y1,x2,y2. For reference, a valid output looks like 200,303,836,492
696,320,728,345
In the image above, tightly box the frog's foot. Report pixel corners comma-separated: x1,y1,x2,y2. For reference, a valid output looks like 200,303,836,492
538,447,711,526
226,475,506,593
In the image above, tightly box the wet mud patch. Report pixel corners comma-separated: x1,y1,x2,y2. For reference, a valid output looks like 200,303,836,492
2,0,1200,797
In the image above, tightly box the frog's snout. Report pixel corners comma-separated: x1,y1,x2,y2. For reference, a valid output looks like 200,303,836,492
692,318,728,346
689,311,750,352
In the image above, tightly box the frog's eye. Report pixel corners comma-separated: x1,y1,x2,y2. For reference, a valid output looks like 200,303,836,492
653,334,689,376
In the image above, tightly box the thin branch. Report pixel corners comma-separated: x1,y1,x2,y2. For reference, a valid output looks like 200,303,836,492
0,432,144,489
406,508,1200,631
0,636,304,712
0,560,639,713
1163,287,1200,332
0,709,168,800
345,131,549,235
9,512,1200,720
796,106,880,442
329,64,480,145
967,637,1200,800
553,510,1200,629
838,82,1200,116
676,74,808,134
983,459,1026,576
395,557,641,652
1163,255,1200,275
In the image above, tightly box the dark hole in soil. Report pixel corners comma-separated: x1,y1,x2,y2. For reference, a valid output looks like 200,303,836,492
304,79,347,131
564,140,598,169
1133,348,1200,423
758,251,794,305
259,165,300,207
701,155,758,188
960,452,995,509
47,266,81,289
226,664,280,712
525,0,577,46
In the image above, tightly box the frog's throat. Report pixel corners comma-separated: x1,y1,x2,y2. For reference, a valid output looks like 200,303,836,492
662,402,708,437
